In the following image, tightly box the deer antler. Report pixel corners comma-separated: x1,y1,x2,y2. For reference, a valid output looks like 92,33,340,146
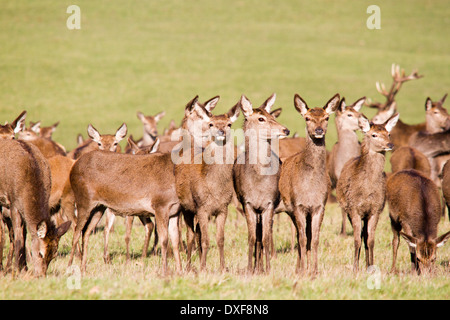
365,64,423,110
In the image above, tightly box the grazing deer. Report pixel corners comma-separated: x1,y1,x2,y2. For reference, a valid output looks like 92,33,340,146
67,123,127,159
327,97,365,235
0,112,71,277
136,111,165,147
336,112,399,271
387,169,450,274
279,93,339,274
367,64,424,148
233,94,289,273
409,95,450,186
175,95,239,272
442,160,450,220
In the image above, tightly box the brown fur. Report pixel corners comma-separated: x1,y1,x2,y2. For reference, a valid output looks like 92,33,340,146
390,146,431,176
442,161,450,220
336,113,399,271
175,96,239,272
0,139,70,277
387,169,450,273
279,93,339,274
233,94,289,273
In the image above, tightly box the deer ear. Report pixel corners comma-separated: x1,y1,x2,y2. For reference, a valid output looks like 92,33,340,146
204,96,220,112
352,97,366,112
400,232,417,248
294,94,308,117
115,123,128,142
440,93,448,105
154,111,166,122
436,230,450,248
137,111,146,122
384,113,399,133
12,111,27,134
358,114,371,133
260,93,276,113
37,221,48,239
185,96,199,113
239,95,253,118
87,124,101,143
425,98,433,111
150,138,160,154
323,93,340,115
270,108,282,118
30,121,41,134
56,221,71,238
338,98,346,113
227,103,240,123
192,101,211,121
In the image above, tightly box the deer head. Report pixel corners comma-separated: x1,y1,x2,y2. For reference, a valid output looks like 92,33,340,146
87,123,128,152
359,113,399,152
0,111,27,140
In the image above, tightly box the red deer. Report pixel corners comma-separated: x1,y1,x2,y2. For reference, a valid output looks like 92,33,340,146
175,96,240,272
409,95,450,186
389,146,431,177
328,97,365,235
136,111,165,147
29,121,60,140
336,112,399,271
18,122,66,158
387,169,450,273
233,94,289,273
442,160,450,220
279,93,339,274
0,111,70,277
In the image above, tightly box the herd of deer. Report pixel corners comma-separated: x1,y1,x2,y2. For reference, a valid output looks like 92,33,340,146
1,64,450,278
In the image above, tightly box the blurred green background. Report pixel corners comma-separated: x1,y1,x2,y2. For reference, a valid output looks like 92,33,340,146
1,0,449,150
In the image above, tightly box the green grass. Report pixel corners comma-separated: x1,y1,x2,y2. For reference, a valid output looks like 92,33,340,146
1,204,449,299
0,0,450,300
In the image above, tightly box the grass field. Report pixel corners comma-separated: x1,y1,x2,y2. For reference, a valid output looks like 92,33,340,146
0,0,450,300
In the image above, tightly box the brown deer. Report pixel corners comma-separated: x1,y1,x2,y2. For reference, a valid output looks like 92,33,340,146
18,122,66,158
136,111,165,147
367,64,424,148
336,112,399,271
67,123,127,159
442,160,450,220
387,169,450,274
279,93,339,274
409,95,450,186
0,112,71,277
68,145,183,275
174,95,240,272
233,94,289,273
29,121,60,139
327,97,365,235
389,146,431,177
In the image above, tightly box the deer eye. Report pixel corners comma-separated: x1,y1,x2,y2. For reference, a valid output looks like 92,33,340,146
372,133,378,138
325,117,329,121
209,123,214,127
258,117,265,122
227,123,232,127
305,117,310,122
347,114,353,117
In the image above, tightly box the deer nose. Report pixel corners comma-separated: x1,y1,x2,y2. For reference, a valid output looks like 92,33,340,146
387,142,394,150
315,128,324,136
217,129,225,136
283,128,290,136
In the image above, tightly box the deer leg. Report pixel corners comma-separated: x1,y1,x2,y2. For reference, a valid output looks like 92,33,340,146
389,216,401,273
10,208,27,274
154,211,169,276
350,213,362,272
366,213,380,268
215,208,228,273
124,216,134,262
168,215,182,273
138,216,154,260
81,208,104,273
339,207,347,236
183,211,195,272
310,206,325,275
293,206,307,274
103,208,115,264
261,205,274,273
244,204,257,273
196,209,210,272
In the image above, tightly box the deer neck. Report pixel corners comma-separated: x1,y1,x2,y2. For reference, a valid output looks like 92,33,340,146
359,138,386,173
303,133,327,169
142,131,156,146
336,129,360,156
